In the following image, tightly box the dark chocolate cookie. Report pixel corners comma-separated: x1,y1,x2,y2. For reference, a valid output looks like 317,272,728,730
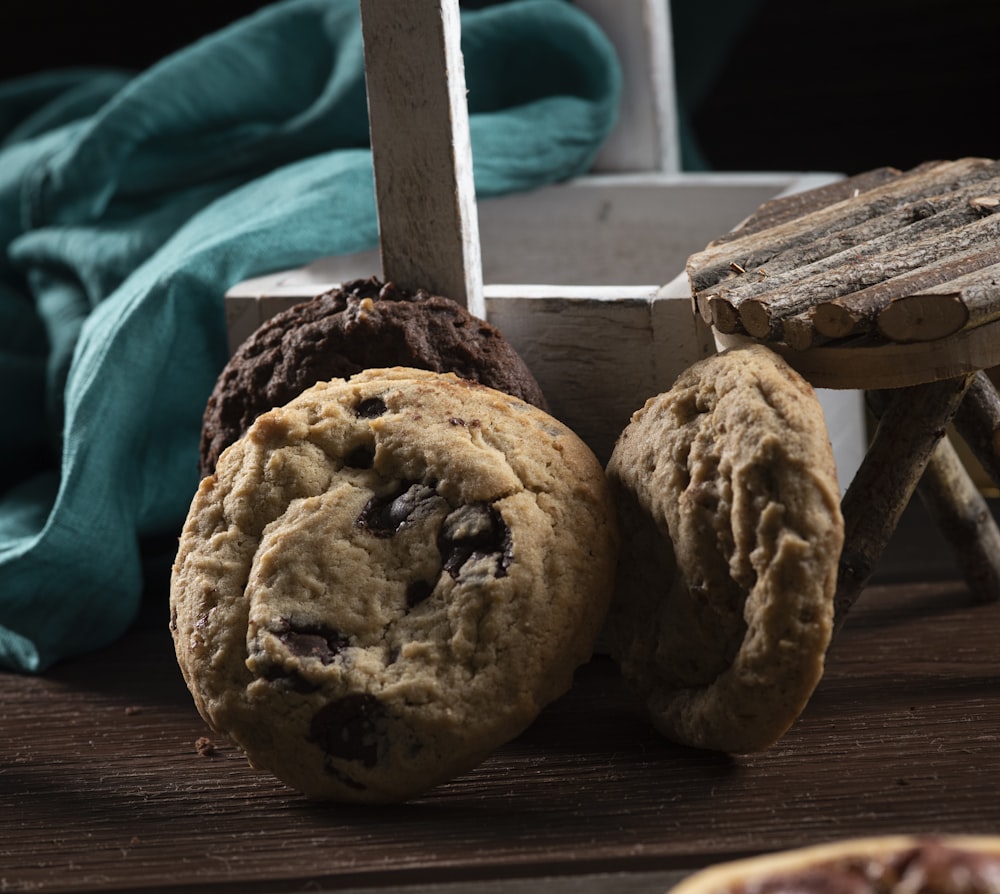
199,277,548,476
170,368,617,803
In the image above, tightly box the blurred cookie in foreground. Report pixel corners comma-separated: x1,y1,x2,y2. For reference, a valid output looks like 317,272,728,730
171,368,617,803
200,277,548,476
667,835,1000,894
605,344,843,753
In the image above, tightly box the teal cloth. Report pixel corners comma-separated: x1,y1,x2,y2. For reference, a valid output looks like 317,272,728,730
0,0,621,672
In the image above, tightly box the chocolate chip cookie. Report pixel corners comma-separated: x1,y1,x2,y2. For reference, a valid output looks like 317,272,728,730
171,367,617,802
605,344,843,753
668,835,1000,894
200,277,549,476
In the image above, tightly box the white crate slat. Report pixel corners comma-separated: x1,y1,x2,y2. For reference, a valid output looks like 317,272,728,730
575,0,681,174
359,0,484,316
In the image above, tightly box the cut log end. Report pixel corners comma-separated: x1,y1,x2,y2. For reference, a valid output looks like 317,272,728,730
708,295,742,334
783,313,822,351
877,292,970,343
812,301,864,340
739,300,776,339
685,159,1000,349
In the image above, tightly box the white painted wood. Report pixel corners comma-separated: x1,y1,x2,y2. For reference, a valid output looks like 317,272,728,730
359,0,484,316
576,0,681,173
225,173,839,310
224,175,863,469
482,280,715,462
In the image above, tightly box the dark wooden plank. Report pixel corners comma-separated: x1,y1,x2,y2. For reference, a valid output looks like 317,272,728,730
2,579,1000,893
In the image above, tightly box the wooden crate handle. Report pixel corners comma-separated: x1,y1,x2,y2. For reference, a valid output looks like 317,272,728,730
360,0,485,318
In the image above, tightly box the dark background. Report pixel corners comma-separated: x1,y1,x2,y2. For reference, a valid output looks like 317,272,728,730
3,0,999,175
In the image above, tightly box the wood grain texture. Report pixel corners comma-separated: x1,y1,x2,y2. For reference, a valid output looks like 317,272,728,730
685,158,996,296
737,211,1000,340
688,157,1000,355
877,259,1000,343
360,0,484,316
2,579,1000,893
818,247,1000,342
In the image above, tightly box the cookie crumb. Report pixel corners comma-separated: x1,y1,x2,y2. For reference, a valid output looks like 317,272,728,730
195,736,217,756
124,705,142,716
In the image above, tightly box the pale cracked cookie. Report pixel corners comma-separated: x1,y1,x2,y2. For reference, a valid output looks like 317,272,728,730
605,344,843,753
170,367,617,803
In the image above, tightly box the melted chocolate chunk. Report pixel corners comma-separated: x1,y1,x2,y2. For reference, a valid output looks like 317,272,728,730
438,503,512,579
356,396,387,418
263,670,321,694
344,443,375,469
278,623,349,665
309,693,388,767
357,482,441,537
406,579,434,609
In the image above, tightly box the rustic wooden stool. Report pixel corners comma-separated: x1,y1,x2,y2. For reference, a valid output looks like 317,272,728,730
687,160,1000,625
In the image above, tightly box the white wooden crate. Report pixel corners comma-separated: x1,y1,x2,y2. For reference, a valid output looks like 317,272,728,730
225,0,866,481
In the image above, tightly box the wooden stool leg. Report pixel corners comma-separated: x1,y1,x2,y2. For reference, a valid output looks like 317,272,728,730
954,370,1000,487
834,374,973,630
917,436,1000,604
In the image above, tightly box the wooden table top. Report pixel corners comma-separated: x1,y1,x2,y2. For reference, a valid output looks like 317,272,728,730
3,575,998,893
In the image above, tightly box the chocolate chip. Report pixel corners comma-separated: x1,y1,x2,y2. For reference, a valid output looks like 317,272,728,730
357,482,441,537
278,622,349,665
356,396,387,418
438,503,512,579
406,580,434,609
344,443,375,468
309,693,387,767
270,672,321,694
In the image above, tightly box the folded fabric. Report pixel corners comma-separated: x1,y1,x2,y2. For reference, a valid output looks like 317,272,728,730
0,0,621,672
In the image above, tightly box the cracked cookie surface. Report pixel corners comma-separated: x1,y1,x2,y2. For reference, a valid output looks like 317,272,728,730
606,344,843,753
171,367,617,802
